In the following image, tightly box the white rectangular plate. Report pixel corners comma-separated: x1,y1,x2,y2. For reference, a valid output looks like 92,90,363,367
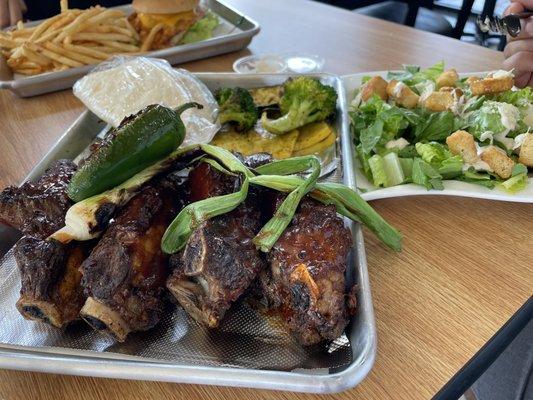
342,72,533,203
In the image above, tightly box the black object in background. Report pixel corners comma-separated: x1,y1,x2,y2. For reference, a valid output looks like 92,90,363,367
24,0,130,21
433,297,533,400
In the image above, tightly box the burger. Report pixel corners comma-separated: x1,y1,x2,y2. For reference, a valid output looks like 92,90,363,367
129,0,217,50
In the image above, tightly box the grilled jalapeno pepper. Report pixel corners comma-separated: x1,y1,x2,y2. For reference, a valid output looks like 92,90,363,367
68,102,202,202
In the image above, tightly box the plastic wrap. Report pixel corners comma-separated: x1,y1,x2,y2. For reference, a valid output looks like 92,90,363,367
73,56,220,146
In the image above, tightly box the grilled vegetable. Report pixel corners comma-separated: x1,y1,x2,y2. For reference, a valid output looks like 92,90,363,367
215,87,258,132
67,103,201,203
161,146,402,253
261,77,337,135
249,85,284,107
52,146,199,243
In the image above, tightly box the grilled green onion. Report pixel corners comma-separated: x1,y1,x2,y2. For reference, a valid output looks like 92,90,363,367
161,144,253,254
51,145,198,243
252,156,321,252
249,175,402,251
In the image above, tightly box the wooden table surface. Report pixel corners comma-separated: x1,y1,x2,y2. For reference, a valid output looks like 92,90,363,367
0,1,531,399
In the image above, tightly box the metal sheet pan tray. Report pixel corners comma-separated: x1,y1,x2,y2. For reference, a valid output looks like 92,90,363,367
0,73,376,394
0,1,260,97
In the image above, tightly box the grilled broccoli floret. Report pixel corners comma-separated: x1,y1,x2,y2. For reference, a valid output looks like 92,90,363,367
261,77,337,135
215,87,258,132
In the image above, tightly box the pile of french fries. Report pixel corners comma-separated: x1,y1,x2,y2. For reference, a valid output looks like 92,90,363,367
0,0,141,76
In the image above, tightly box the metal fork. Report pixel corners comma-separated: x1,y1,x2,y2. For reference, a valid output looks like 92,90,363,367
477,12,533,37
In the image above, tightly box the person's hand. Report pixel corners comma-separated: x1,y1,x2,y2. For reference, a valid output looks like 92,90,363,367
503,0,533,87
0,0,26,29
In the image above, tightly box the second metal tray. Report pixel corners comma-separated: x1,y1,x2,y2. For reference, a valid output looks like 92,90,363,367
0,73,376,394
0,0,260,97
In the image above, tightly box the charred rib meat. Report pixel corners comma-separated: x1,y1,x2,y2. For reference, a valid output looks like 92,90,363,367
261,198,354,345
80,178,185,341
15,236,90,328
166,162,266,328
0,160,76,238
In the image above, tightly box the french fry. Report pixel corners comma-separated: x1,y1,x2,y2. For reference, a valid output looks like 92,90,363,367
86,9,125,25
43,42,101,64
10,28,35,38
97,40,139,52
28,13,65,41
123,19,140,41
86,24,138,39
71,32,135,43
1,3,140,77
141,23,164,52
63,42,109,60
26,43,83,68
53,7,102,44
15,68,43,75
21,45,52,66
0,37,21,49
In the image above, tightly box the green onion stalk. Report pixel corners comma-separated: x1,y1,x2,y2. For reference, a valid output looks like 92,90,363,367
51,145,199,243
161,146,402,253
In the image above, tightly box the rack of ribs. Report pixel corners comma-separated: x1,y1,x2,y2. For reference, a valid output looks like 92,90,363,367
166,161,267,328
79,175,187,342
0,160,90,328
260,198,354,346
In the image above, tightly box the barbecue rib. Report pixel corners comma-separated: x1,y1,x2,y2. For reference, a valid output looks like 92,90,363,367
261,198,354,345
0,160,76,239
166,162,267,328
80,176,186,341
15,236,90,328
1,159,91,328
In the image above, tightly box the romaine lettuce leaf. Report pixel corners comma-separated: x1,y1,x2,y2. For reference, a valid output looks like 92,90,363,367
368,154,388,187
490,87,533,109
415,142,450,164
382,152,405,186
412,158,444,190
469,101,521,137
438,155,464,179
499,164,529,193
414,111,458,141
386,62,444,87
415,142,463,179
181,11,219,44
356,143,372,180
360,119,384,154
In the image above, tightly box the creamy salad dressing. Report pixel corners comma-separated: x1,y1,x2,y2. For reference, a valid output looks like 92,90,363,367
392,81,407,98
489,69,515,79
496,102,520,131
385,138,410,150
461,144,492,172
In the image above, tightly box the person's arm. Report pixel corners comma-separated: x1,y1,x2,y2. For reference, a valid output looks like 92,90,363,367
0,0,26,29
503,0,533,87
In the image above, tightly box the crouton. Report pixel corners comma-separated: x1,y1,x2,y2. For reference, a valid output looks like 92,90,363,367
446,130,478,164
423,91,454,112
361,76,388,102
436,69,458,89
480,146,515,179
466,76,481,85
386,79,419,109
518,133,533,167
469,76,514,96
440,86,464,97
